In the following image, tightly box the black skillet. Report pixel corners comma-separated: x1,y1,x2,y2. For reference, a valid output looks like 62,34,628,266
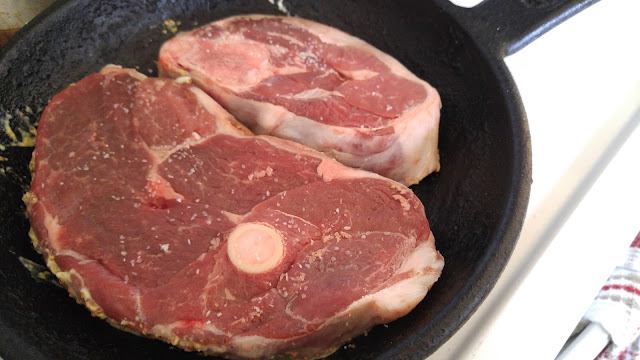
0,0,596,359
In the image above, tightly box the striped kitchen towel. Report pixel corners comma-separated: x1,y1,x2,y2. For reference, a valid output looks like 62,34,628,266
587,232,640,360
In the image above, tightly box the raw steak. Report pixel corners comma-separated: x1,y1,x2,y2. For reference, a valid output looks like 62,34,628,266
158,15,441,186
24,65,444,359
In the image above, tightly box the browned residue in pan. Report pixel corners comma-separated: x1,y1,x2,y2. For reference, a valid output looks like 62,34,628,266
0,28,20,47
1,107,38,150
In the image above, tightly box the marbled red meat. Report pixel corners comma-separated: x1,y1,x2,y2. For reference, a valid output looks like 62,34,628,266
158,15,441,185
24,66,443,359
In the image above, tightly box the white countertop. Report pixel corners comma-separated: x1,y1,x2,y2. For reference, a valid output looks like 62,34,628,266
0,0,54,30
430,1,640,359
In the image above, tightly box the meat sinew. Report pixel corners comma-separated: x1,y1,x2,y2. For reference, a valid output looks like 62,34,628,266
158,15,441,186
24,66,443,359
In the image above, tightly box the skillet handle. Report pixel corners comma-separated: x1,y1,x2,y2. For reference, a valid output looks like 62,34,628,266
436,0,599,57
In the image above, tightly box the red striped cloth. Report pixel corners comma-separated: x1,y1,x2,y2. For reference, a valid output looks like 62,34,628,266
588,232,640,360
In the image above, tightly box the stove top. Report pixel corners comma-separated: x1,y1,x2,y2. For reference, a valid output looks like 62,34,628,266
430,1,640,359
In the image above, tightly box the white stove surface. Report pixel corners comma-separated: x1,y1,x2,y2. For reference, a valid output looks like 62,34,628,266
431,1,640,359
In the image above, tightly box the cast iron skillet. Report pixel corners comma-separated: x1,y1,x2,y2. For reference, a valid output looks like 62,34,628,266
0,0,595,359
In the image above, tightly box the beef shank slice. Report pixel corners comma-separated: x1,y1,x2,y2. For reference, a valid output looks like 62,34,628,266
24,65,444,359
158,15,441,186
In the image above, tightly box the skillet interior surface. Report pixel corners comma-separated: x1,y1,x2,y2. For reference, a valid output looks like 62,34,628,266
0,1,531,359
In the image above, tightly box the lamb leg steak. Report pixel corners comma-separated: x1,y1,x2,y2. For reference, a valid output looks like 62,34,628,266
158,15,441,186
24,65,444,359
